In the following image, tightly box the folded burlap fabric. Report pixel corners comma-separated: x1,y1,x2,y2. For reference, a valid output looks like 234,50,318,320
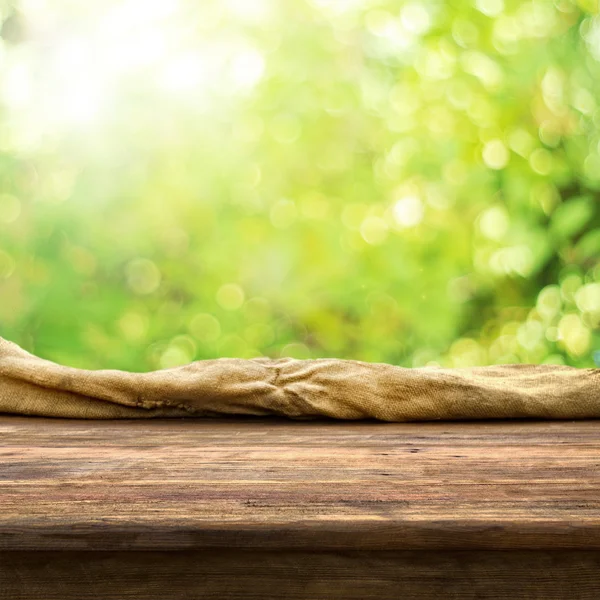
0,336,598,421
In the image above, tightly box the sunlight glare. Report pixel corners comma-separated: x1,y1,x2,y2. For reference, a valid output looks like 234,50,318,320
160,51,209,94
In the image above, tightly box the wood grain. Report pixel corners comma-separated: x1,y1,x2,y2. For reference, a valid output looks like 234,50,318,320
1,416,600,551
3,549,600,600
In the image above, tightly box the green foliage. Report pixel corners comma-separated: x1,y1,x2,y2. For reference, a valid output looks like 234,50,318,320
0,0,598,371
550,196,595,239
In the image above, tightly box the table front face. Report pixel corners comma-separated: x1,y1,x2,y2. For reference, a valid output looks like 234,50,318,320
1,416,600,551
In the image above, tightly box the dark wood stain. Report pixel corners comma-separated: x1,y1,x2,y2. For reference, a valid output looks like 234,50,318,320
3,549,600,599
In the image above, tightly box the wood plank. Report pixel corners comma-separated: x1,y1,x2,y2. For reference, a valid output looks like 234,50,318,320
1,416,600,551
3,549,600,600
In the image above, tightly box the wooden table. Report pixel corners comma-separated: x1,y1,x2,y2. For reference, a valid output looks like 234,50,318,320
1,415,600,599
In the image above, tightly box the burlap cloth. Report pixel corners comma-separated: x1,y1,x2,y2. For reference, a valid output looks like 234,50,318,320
0,336,598,421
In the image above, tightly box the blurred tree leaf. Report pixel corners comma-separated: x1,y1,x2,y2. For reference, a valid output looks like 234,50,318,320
550,196,595,240
575,228,600,261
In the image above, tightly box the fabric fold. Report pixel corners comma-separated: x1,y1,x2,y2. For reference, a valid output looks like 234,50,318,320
0,336,598,421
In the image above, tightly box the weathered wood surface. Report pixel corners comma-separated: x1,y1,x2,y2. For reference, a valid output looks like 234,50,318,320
2,415,600,599
1,416,600,552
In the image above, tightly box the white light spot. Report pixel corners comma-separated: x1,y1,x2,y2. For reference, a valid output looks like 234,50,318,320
225,0,270,21
575,283,600,314
392,196,424,228
478,206,509,240
482,139,509,169
160,52,208,93
400,3,431,35
3,63,32,109
230,48,265,89
475,0,504,18
584,16,600,62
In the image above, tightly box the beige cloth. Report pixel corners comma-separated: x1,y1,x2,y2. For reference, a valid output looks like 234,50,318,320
0,336,598,421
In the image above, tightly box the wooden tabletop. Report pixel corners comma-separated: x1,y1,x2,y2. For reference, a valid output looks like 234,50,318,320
1,416,600,552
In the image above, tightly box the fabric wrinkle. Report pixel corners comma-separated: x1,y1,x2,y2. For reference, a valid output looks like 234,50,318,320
0,337,598,421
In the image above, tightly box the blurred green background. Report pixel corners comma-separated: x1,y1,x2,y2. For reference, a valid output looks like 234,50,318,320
0,0,599,371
